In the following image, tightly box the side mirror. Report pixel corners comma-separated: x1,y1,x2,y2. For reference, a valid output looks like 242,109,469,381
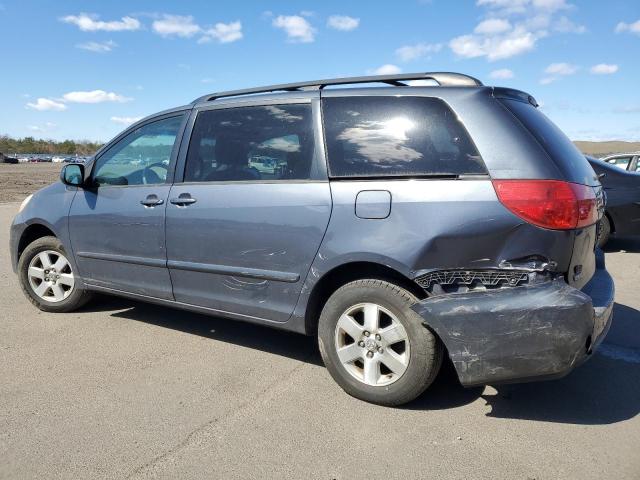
60,163,85,187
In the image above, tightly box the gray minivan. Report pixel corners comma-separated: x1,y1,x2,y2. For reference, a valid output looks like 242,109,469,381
10,72,614,405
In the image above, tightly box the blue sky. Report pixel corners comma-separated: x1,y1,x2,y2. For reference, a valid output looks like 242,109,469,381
1,0,639,143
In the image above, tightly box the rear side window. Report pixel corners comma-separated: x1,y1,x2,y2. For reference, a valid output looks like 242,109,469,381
322,96,485,178
605,156,632,170
184,104,315,182
500,99,596,185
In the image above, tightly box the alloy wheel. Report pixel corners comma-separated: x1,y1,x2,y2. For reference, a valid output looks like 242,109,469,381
27,250,75,303
334,302,410,386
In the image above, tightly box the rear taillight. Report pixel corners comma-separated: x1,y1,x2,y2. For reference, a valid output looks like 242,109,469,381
492,179,598,230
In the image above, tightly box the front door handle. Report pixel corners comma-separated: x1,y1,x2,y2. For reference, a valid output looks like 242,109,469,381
140,194,164,207
170,193,197,206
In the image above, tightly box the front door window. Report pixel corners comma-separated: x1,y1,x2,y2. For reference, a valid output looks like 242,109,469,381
93,116,183,186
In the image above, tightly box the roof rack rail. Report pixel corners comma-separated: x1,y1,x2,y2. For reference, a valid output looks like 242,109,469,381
192,72,483,104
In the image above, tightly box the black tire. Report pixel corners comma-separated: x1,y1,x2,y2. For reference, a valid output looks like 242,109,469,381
318,279,443,406
18,236,92,313
597,215,611,248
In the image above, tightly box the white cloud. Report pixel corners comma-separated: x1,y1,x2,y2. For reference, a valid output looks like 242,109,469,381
474,18,512,34
28,122,57,133
615,19,640,35
553,16,586,33
590,63,619,75
544,62,578,75
369,64,402,75
199,21,243,43
62,90,131,104
111,116,143,125
26,98,67,111
272,15,316,43
76,40,117,53
149,14,243,44
489,68,514,79
450,26,540,61
327,15,360,31
540,62,578,84
531,0,571,13
395,42,442,62
613,105,640,114
477,0,570,15
152,14,200,38
476,0,529,15
60,13,140,32
452,0,582,62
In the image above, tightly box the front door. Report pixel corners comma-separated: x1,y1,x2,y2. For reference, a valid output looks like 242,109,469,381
68,114,185,299
166,101,331,322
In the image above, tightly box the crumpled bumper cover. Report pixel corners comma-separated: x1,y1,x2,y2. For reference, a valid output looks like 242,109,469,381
412,257,614,387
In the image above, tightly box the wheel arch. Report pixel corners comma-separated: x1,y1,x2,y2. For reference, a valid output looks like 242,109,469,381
604,210,615,233
17,223,57,261
303,261,426,335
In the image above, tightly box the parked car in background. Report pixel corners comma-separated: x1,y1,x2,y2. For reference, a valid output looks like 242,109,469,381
601,152,640,172
587,155,640,246
0,153,19,164
10,72,614,406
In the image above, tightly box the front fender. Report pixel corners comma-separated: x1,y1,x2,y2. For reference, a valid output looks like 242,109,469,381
9,182,79,278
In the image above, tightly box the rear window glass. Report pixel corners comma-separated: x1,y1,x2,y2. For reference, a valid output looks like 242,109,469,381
500,98,596,185
322,96,486,178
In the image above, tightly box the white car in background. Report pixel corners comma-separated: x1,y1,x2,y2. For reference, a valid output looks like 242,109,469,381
601,152,640,172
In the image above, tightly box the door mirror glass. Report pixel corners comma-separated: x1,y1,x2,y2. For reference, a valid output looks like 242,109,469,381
60,163,84,186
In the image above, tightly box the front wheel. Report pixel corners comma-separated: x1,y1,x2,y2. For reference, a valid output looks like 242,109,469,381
18,236,92,313
318,279,443,406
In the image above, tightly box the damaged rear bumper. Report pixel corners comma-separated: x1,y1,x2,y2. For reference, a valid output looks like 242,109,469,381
412,254,614,387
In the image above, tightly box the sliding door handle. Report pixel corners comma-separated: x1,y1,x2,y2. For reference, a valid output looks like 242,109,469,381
170,194,197,206
140,194,164,207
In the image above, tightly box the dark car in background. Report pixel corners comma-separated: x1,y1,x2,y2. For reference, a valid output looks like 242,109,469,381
10,72,614,406
587,155,640,246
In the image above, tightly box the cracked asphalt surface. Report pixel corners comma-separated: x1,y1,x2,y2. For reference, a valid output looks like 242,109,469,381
1,201,639,479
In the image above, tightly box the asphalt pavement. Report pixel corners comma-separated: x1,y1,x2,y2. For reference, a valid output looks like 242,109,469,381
1,202,639,479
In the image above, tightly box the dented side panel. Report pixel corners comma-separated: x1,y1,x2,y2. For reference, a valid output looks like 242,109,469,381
166,181,332,322
289,179,582,332
315,179,575,274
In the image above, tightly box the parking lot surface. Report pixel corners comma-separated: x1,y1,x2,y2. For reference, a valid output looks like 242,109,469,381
1,201,639,479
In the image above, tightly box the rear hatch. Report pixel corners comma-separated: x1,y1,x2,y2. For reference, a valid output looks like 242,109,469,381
495,93,604,289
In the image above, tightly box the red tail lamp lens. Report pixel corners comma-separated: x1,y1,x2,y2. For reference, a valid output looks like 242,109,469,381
492,180,598,230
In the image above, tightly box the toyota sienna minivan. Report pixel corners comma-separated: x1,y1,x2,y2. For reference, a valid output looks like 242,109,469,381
10,72,614,405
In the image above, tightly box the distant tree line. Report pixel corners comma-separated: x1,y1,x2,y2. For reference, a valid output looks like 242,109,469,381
0,135,103,156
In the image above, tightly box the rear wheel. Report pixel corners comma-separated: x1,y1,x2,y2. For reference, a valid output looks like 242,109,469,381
18,236,92,313
318,279,443,406
597,215,611,248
